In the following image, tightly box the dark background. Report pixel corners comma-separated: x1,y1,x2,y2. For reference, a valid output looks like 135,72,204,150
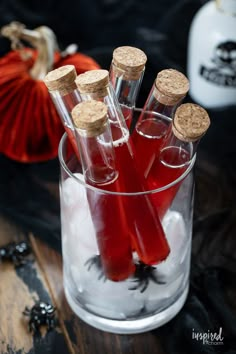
0,1,236,353
0,0,205,104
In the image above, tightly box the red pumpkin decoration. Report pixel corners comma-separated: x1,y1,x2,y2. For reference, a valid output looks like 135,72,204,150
0,22,100,163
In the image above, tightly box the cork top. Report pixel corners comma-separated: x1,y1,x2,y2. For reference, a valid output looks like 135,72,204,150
172,103,210,142
154,69,189,105
71,100,108,137
75,70,109,94
112,46,147,80
44,65,77,94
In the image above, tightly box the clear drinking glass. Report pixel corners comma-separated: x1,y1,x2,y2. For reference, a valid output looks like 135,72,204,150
58,110,195,334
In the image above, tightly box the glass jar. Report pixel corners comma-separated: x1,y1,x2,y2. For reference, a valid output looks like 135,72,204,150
58,111,195,334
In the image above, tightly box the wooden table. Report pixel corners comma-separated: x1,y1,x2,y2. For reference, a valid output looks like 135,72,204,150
0,216,167,354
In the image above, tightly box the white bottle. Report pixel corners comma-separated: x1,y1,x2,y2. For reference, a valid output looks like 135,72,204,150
187,0,236,108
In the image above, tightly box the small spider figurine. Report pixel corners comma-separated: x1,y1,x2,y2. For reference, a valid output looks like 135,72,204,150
23,301,57,333
85,256,166,292
0,241,31,266
129,261,166,293
84,255,107,281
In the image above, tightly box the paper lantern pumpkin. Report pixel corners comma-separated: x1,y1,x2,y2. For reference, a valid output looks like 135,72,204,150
0,22,100,163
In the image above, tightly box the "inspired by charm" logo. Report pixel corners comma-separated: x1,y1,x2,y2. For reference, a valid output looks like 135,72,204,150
192,327,224,346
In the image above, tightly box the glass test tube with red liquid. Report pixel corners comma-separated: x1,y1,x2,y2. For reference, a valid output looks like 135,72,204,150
71,100,135,281
111,123,170,264
75,69,170,265
44,65,82,160
132,69,189,178
147,103,211,219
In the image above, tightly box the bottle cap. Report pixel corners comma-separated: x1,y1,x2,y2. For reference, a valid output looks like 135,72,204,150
44,65,77,95
71,100,108,137
112,46,147,80
154,69,189,105
75,70,109,95
172,103,210,142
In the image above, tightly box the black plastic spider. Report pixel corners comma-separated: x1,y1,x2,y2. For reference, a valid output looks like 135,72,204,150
85,256,166,292
129,261,166,293
23,301,57,333
0,241,31,266
84,255,107,281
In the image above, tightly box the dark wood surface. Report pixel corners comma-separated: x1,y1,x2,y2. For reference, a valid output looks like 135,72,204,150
0,216,166,354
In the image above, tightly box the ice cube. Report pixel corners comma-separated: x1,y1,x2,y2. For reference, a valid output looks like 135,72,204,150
62,173,84,207
70,263,145,319
61,174,99,263
155,211,190,281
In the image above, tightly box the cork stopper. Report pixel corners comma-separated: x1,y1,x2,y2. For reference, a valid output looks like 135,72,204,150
75,70,109,97
44,65,77,95
154,69,189,105
71,100,108,137
172,103,210,142
112,46,147,80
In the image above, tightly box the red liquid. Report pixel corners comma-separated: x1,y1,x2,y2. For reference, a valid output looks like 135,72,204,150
147,146,190,219
131,118,169,178
78,132,135,282
111,124,170,265
86,172,135,282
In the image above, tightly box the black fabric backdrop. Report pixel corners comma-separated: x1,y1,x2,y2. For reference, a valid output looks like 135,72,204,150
0,1,236,353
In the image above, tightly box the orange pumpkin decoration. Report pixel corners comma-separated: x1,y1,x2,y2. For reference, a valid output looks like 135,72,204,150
0,22,100,163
